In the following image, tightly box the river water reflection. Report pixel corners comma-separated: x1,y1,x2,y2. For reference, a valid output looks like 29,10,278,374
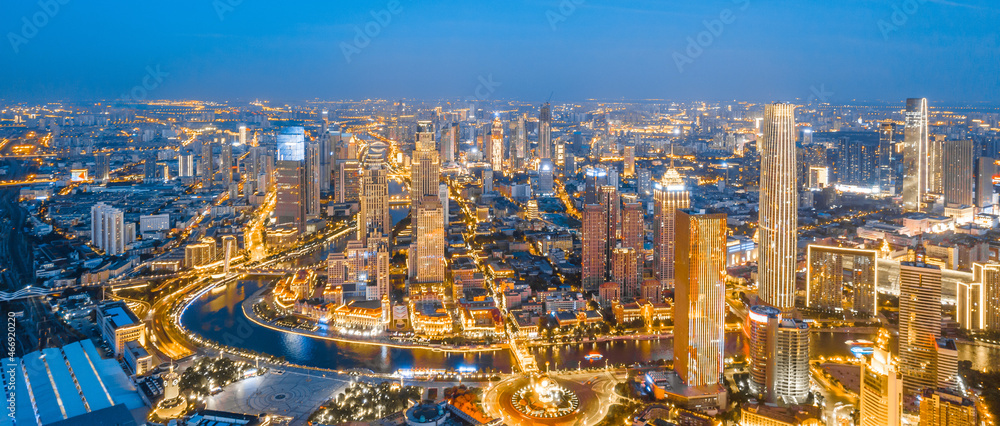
182,279,1000,374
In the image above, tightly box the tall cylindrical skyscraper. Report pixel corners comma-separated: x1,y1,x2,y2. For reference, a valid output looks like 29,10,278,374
758,103,798,311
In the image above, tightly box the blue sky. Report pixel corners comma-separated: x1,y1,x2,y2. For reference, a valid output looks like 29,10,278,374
1,0,997,103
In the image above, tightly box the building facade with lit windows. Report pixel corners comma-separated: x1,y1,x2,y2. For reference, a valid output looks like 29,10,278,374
956,262,1000,331
757,102,798,311
902,97,928,212
806,245,878,317
654,161,690,290
674,208,727,388
898,261,942,398
746,304,810,404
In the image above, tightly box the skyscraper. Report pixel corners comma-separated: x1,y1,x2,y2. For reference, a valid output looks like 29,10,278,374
599,185,620,277
898,261,942,397
441,122,458,165
538,102,552,159
620,198,643,252
878,121,895,194
411,121,441,215
746,305,810,404
359,142,390,244
758,103,798,311
674,208,726,387
487,116,504,173
653,162,690,289
902,98,928,212
221,137,233,190
623,145,635,177
957,262,1000,331
178,151,195,178
305,140,322,218
975,157,996,209
942,139,974,207
860,334,903,426
411,196,445,284
275,127,307,232
514,116,526,168
582,203,607,291
337,160,360,203
835,133,879,188
91,202,125,255
95,152,110,183
200,139,213,186
537,159,555,195
438,183,450,228
611,246,639,300
806,245,878,317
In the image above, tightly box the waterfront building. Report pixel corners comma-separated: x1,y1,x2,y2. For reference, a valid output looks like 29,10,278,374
746,305,810,404
581,203,607,291
918,389,977,426
674,208,727,388
899,261,942,397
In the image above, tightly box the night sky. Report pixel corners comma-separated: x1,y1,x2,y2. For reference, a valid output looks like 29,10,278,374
1,0,998,103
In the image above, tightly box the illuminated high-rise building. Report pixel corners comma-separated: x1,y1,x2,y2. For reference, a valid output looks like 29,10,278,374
221,137,234,190
976,157,996,209
200,139,213,186
746,304,810,404
91,202,125,255
612,246,640,300
487,116,504,173
95,152,110,183
359,142,390,244
239,124,247,146
537,159,555,195
902,97,928,212
513,116,526,168
178,151,195,179
275,127,307,232
918,389,978,426
599,185,620,275
438,183,450,228
758,103,798,311
859,331,903,426
623,145,635,177
674,208,726,387
928,135,945,196
806,245,878,317
441,122,458,164
538,102,552,159
653,161,690,289
337,160,360,203
411,121,441,216
621,197,643,252
305,140,322,218
942,139,974,207
878,121,895,194
957,262,1000,331
411,196,445,284
582,203,607,291
898,261,942,397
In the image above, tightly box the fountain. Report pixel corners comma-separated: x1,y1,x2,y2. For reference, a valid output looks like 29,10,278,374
509,374,580,419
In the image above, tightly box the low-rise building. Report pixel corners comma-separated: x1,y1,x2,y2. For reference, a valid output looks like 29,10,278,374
97,300,145,357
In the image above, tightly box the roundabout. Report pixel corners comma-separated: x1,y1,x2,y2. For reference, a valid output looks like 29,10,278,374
485,372,617,426
509,375,580,419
